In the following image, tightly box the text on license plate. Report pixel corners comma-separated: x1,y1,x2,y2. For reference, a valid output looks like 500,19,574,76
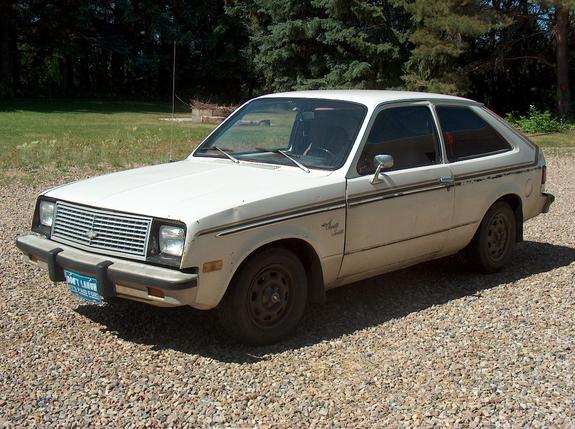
64,270,101,304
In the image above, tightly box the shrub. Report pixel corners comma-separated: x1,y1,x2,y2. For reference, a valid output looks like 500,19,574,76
505,105,568,134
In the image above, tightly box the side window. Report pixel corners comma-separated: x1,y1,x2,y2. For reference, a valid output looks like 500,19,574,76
357,106,439,175
436,106,511,162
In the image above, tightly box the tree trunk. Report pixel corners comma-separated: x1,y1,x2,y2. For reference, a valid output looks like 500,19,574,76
111,1,125,93
77,56,91,92
0,1,16,99
111,51,124,92
59,54,75,95
555,4,571,117
11,24,20,90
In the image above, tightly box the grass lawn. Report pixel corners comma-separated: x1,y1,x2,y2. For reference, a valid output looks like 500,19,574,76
0,99,573,183
0,99,215,177
529,130,575,151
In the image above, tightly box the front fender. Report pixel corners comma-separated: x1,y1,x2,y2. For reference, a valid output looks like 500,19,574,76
183,208,346,309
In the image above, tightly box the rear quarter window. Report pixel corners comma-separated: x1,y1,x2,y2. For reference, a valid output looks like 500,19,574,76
436,106,512,162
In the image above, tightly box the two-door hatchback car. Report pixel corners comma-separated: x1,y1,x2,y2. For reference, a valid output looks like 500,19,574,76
17,90,554,344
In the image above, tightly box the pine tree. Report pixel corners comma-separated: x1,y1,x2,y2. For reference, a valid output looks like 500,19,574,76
395,0,494,94
231,0,409,92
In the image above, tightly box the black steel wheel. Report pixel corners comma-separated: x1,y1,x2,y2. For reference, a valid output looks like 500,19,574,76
247,265,293,329
218,247,308,345
486,212,511,262
467,201,516,273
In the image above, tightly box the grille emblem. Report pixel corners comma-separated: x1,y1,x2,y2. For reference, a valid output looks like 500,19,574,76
86,230,98,240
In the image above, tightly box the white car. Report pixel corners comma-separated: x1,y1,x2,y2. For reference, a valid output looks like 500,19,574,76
17,90,554,344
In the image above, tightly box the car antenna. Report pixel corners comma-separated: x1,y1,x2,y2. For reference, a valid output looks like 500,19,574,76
169,40,176,163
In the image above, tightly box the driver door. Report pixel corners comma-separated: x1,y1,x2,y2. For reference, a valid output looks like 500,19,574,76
339,103,455,280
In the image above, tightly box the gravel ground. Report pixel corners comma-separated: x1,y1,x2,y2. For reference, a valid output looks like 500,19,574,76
1,156,574,428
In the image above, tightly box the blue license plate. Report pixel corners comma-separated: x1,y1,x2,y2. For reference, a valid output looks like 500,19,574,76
64,270,101,304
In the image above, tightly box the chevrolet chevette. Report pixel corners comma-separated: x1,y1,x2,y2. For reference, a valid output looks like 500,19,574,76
16,90,555,344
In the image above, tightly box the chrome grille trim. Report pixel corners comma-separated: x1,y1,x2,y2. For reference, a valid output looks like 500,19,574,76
51,202,152,260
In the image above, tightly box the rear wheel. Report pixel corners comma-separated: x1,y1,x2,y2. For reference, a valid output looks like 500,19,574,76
467,201,516,273
218,247,308,345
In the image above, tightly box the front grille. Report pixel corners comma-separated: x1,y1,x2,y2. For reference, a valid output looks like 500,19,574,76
51,202,152,259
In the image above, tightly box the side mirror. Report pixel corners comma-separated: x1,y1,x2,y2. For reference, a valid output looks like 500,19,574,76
371,154,394,184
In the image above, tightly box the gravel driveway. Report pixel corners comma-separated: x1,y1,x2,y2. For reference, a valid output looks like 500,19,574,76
1,156,574,428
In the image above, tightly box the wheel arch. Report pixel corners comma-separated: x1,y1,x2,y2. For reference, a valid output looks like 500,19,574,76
228,238,326,305
466,192,524,250
496,193,523,242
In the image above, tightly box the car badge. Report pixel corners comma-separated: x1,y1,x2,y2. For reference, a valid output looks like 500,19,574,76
86,230,98,240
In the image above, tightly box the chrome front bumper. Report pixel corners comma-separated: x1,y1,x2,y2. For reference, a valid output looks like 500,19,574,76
16,234,198,307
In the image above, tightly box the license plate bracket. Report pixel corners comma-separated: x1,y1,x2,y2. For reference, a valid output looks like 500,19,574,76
64,270,102,304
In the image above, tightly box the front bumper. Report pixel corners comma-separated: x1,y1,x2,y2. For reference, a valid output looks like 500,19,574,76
16,234,198,307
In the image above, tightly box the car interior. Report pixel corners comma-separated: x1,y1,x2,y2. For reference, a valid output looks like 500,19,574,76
357,106,439,175
289,108,364,168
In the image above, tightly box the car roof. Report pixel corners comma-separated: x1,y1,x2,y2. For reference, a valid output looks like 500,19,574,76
257,89,478,109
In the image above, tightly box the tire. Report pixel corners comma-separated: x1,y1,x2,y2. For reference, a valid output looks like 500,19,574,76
467,201,516,273
218,247,308,345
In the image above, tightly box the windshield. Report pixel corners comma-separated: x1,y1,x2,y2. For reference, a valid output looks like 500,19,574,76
193,98,367,170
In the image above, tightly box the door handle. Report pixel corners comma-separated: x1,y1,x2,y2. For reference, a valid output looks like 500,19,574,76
439,176,454,185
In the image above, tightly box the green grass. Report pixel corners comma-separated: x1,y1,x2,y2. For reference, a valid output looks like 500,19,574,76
529,130,575,150
0,99,215,176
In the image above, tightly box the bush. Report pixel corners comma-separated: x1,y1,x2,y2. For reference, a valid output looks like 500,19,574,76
505,105,568,134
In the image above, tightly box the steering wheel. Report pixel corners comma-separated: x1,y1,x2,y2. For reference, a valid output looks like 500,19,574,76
306,147,337,163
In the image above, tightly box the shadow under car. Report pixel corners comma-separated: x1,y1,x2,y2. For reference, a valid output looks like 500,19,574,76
75,240,575,364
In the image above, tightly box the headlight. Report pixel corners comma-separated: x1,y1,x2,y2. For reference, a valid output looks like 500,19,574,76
39,201,56,227
159,225,185,257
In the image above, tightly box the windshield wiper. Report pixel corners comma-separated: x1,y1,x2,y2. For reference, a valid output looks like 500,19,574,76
213,146,239,163
276,150,310,173
254,148,310,173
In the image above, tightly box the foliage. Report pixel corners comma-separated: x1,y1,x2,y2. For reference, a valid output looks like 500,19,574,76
505,105,570,133
394,0,496,94
0,0,574,117
230,0,408,92
3,0,252,102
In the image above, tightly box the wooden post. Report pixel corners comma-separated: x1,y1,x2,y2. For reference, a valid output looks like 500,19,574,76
555,4,571,117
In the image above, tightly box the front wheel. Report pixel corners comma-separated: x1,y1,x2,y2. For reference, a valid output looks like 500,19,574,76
466,201,516,273
218,247,308,345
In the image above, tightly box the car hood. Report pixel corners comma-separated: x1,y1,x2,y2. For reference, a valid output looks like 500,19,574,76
45,159,341,227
